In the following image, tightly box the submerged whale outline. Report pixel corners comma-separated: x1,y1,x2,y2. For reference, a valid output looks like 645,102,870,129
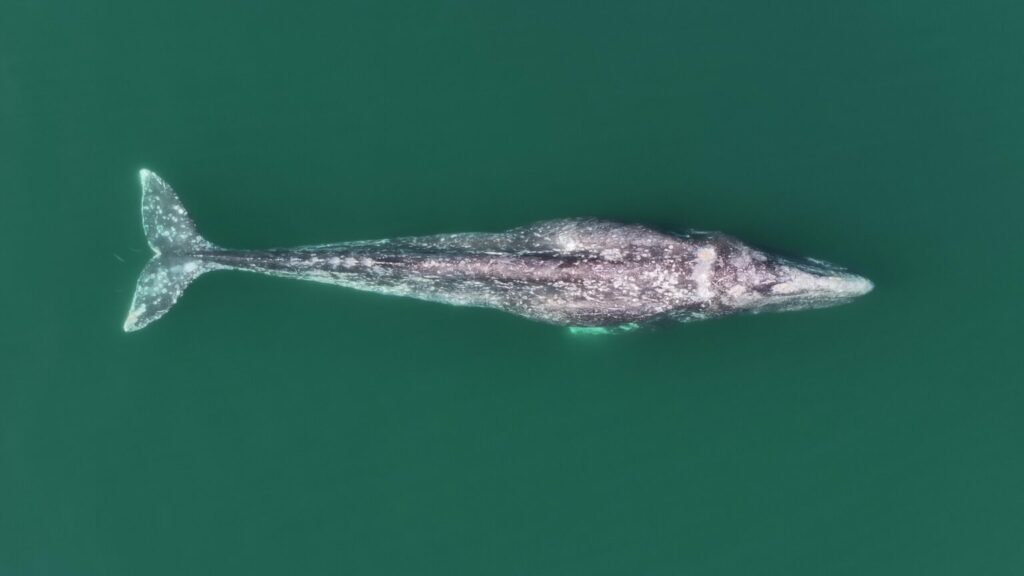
123,170,873,333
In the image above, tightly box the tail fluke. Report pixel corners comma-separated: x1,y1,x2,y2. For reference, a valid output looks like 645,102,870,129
124,170,219,332
139,169,216,254
123,255,216,332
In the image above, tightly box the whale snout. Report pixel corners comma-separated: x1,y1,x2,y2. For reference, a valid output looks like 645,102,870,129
836,274,874,298
799,272,874,302
765,255,874,309
769,272,873,298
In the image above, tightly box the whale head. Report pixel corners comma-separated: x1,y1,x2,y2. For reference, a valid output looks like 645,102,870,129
753,255,874,312
711,237,874,316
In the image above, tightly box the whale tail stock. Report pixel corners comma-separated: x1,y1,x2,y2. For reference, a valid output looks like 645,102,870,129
124,169,221,332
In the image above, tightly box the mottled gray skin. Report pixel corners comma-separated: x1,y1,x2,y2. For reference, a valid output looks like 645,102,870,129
124,170,873,332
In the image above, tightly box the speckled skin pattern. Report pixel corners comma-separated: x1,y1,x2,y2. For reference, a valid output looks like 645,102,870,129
124,170,873,332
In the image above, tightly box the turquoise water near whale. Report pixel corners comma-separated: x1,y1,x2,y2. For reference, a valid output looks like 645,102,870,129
2,2,1023,575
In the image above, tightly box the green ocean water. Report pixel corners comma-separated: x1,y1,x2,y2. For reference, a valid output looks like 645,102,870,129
2,1,1023,574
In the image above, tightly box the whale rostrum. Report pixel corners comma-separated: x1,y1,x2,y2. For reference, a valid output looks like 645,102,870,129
123,170,873,333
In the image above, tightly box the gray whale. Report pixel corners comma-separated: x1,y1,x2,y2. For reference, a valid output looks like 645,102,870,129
124,170,873,332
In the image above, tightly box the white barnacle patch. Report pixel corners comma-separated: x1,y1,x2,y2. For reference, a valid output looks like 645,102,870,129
691,246,717,301
600,248,623,261
556,230,581,252
730,249,752,270
771,268,818,295
342,257,357,268
329,257,341,267
771,281,797,294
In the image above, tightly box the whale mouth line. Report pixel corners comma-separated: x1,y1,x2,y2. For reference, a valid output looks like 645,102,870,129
778,255,849,275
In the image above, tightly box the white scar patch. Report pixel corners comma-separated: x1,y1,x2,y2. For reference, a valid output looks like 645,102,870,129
692,246,717,300
600,248,623,261
772,281,797,294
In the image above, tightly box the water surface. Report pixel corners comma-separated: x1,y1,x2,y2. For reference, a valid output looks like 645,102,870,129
2,2,1022,574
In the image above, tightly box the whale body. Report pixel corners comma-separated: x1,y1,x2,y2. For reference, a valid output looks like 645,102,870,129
124,170,873,332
